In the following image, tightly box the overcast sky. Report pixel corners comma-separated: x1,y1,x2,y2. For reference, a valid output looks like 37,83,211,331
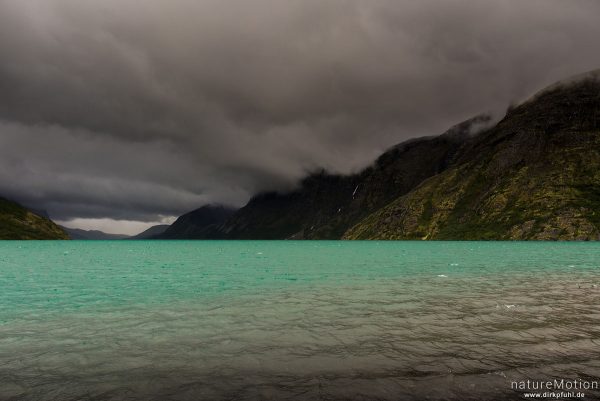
1,0,600,234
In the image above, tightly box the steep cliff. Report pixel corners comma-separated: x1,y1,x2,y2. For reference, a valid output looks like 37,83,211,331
345,73,600,240
158,206,236,239
209,119,481,239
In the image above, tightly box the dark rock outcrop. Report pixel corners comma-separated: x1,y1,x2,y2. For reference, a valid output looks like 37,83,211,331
130,225,170,240
157,206,236,239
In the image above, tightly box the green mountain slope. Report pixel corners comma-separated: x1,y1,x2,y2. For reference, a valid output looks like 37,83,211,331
344,73,600,240
0,198,69,240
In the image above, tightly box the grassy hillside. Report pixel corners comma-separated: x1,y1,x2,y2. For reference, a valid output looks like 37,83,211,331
0,198,69,240
344,76,600,240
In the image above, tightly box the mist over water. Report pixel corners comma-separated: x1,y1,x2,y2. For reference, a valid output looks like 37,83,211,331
1,241,599,400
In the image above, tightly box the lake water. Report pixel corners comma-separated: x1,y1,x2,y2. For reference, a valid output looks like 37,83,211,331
1,241,599,400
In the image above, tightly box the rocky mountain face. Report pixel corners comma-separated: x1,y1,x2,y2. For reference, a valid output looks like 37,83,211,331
201,119,484,240
157,206,236,239
130,225,170,240
345,73,600,240
0,198,69,240
166,70,600,241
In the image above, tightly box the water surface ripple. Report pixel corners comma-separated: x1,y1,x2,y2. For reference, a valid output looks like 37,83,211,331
0,241,599,400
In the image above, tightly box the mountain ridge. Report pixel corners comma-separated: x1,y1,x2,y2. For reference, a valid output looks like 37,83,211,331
7,70,597,241
130,225,170,240
61,227,130,240
164,70,600,240
344,75,600,240
195,116,492,240
157,205,236,239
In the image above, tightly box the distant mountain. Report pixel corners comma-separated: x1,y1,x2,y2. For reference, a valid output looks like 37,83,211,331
157,206,236,239
130,224,170,239
62,227,130,240
167,69,600,241
0,197,69,240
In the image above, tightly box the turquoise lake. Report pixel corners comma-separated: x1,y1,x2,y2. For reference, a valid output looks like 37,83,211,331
1,241,599,400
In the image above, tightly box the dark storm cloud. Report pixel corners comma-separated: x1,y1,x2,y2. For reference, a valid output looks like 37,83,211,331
1,0,600,224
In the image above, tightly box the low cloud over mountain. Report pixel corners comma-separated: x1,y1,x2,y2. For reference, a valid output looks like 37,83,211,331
1,0,600,231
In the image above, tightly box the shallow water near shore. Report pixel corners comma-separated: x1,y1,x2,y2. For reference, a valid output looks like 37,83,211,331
1,241,599,400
